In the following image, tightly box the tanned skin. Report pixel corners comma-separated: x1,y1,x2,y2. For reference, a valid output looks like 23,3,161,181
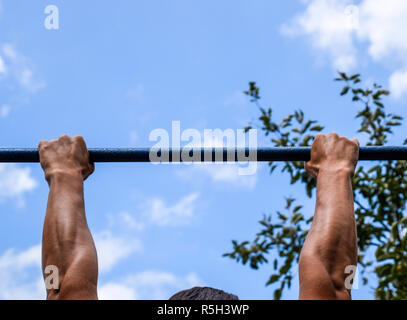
299,132,359,300
38,132,358,300
39,134,98,299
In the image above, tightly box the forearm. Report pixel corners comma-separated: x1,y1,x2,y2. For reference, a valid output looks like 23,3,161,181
308,168,357,266
42,171,98,299
299,168,357,299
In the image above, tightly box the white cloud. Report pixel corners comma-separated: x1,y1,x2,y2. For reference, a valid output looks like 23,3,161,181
0,229,143,299
282,0,407,97
126,271,203,300
94,231,142,273
144,193,199,227
99,270,203,300
98,282,137,300
357,0,407,61
0,104,10,118
282,0,357,70
0,164,37,205
107,211,145,231
389,69,407,98
177,163,258,190
0,244,45,299
0,244,41,270
2,44,17,60
0,244,204,300
0,43,46,93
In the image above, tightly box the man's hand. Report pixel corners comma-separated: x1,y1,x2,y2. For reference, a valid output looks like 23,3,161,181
305,132,359,178
39,134,94,183
39,134,98,299
299,132,359,300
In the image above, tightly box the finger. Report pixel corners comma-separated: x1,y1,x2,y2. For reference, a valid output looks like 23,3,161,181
351,138,360,147
84,162,95,181
304,161,312,174
328,132,339,139
314,133,325,141
73,135,88,153
59,134,71,145
305,162,318,177
312,133,325,149
38,140,48,150
73,135,85,144
89,162,95,174
59,134,70,139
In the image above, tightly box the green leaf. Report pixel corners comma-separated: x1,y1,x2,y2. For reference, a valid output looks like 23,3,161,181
341,86,350,95
374,101,384,108
338,72,348,80
310,125,324,131
266,275,280,286
349,74,360,80
273,289,282,300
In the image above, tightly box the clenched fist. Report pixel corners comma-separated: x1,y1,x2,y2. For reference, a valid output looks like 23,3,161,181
39,134,94,183
305,133,359,178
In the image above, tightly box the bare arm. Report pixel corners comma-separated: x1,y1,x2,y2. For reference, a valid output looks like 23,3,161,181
299,133,359,300
40,135,98,300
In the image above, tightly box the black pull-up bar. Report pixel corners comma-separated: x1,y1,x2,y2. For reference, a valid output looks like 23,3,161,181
0,146,406,163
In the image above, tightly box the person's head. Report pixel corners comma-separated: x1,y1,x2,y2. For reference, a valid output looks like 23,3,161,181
169,286,239,300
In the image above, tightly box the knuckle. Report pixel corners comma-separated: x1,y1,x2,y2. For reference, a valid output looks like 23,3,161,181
74,135,83,140
352,138,360,147
315,133,325,139
59,134,70,141
73,135,86,145
342,137,359,148
38,140,48,149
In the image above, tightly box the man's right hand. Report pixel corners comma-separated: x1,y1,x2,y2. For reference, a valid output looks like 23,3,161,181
305,132,359,178
299,132,360,300
38,134,94,184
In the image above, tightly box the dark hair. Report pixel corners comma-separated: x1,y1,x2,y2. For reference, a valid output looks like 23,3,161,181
169,286,239,300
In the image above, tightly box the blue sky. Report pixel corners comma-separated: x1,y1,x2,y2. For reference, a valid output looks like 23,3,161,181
0,0,406,300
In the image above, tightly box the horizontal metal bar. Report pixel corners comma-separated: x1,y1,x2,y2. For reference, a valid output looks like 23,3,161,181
0,146,406,163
